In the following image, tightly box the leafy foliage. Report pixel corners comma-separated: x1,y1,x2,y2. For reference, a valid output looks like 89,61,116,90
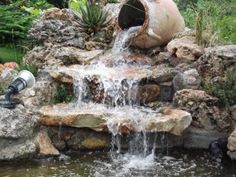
69,0,86,12
204,67,236,108
0,0,52,43
0,44,23,64
176,0,236,45
53,84,75,103
77,2,110,34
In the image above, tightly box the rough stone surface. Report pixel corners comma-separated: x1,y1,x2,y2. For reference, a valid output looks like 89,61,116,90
173,89,232,132
0,140,36,161
47,127,110,151
36,128,60,156
195,45,236,81
173,69,201,91
39,104,107,131
136,84,160,104
151,64,179,83
0,107,39,139
0,106,39,161
167,36,204,61
39,104,192,136
54,47,103,65
227,128,236,160
29,8,86,47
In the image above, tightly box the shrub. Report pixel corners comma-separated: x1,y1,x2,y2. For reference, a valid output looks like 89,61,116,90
77,2,111,34
53,83,75,103
204,67,236,108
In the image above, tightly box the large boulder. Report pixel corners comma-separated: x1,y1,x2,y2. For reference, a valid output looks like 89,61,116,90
38,103,192,136
173,69,201,91
0,106,38,139
173,89,232,131
0,106,39,161
167,36,204,62
195,45,236,81
28,8,86,47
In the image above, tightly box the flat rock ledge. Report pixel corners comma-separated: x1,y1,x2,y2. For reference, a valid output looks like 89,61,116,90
38,103,192,136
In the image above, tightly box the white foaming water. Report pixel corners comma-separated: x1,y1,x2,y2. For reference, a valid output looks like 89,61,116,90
112,26,141,55
69,26,161,172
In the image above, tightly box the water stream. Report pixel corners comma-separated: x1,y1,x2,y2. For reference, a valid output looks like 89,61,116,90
67,26,165,170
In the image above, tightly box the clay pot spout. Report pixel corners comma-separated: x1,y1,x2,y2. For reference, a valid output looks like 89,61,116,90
117,0,185,49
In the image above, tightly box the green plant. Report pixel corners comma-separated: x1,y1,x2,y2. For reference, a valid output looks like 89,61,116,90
0,44,23,64
195,9,203,46
69,0,86,13
77,2,111,34
53,83,75,103
0,85,5,95
204,67,236,108
180,0,236,45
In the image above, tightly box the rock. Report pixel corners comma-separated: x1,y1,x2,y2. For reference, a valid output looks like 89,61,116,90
230,105,236,121
173,69,201,91
104,3,121,23
145,108,192,136
0,140,36,161
173,89,232,131
0,107,39,139
36,128,60,156
151,64,179,83
23,45,61,69
38,103,107,132
24,46,104,69
47,127,111,151
167,36,204,61
49,64,178,104
54,47,104,65
29,8,86,48
195,45,236,81
159,82,174,101
0,106,39,161
136,84,160,104
106,107,192,136
227,128,236,160
39,103,191,136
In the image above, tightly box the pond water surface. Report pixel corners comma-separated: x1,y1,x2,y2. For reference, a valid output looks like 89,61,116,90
0,149,235,177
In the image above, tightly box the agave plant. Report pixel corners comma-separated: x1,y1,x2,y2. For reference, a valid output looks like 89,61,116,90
77,2,111,34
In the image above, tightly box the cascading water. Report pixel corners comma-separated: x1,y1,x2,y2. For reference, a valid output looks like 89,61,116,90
69,26,168,174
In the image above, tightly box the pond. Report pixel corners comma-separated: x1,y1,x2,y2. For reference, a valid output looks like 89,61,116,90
0,149,235,177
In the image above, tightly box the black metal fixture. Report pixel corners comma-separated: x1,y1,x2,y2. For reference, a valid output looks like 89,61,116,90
0,70,35,109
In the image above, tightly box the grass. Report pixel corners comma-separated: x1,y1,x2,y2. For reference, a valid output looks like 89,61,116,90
0,44,23,64
177,0,236,45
